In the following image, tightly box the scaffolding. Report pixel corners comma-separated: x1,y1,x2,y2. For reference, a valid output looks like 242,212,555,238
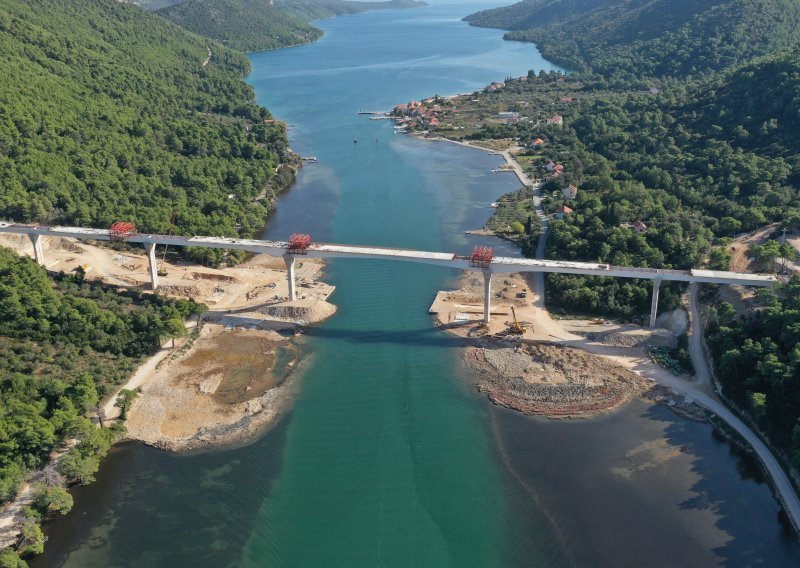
109,222,137,242
469,245,493,269
287,233,312,255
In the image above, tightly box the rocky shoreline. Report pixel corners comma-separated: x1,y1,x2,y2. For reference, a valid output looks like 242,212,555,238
124,324,318,452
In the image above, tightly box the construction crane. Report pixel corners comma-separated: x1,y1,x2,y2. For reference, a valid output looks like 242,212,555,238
157,213,177,277
506,306,527,335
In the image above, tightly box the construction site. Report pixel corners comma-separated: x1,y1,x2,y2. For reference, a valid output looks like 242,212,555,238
0,226,338,451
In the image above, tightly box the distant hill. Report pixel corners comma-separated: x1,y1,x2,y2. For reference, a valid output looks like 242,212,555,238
158,0,426,52
465,0,800,78
0,0,291,242
157,0,323,52
280,0,424,20
463,0,608,31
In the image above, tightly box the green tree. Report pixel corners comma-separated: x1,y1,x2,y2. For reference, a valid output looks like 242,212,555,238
114,390,138,421
162,319,187,348
0,547,25,567
31,484,73,516
58,450,99,486
16,517,44,556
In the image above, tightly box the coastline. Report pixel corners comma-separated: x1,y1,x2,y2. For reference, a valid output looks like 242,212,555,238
413,132,800,532
123,324,314,452
0,234,338,548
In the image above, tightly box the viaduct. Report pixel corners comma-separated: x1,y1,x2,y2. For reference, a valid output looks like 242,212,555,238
0,222,777,327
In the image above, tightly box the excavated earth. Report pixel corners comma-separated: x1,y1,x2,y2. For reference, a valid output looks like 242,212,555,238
466,340,654,418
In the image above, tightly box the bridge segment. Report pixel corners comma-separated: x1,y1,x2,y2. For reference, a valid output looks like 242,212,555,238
0,223,777,325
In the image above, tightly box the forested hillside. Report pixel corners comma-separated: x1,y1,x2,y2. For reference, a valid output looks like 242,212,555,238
157,0,323,52
442,0,800,467
158,0,426,52
0,247,204,557
0,0,292,242
466,0,800,78
706,276,800,469
282,0,426,17
464,0,608,32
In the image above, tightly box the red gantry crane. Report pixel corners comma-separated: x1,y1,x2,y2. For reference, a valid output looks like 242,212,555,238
287,233,312,254
109,222,137,242
469,245,493,269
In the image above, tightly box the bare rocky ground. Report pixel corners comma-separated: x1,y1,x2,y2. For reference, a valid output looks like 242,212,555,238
0,233,337,450
466,341,653,418
125,325,306,451
432,271,698,419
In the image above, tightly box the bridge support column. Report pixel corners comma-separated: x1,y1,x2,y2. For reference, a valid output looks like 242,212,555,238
483,269,493,323
649,279,661,328
28,234,44,265
284,254,297,301
145,243,158,290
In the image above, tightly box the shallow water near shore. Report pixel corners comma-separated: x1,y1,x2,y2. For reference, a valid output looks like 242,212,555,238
33,1,800,566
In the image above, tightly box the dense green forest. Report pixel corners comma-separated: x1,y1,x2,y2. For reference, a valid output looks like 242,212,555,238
449,0,800,470
706,277,800,469
0,0,293,248
157,0,426,52
123,0,183,10
466,0,800,78
444,66,796,318
0,247,205,559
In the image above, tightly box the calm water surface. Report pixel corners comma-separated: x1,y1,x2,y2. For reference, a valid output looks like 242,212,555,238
34,1,800,566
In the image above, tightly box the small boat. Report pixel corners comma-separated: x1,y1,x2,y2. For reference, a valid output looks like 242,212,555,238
490,202,500,208
353,139,358,144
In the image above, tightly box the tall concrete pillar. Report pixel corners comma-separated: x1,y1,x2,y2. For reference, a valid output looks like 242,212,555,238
145,242,158,290
649,279,661,328
28,233,44,265
284,254,297,301
483,269,493,323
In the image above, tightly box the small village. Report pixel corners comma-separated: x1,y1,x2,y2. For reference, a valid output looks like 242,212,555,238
388,74,650,234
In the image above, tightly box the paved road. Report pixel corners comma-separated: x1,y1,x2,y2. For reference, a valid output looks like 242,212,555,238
491,150,800,534
686,283,800,533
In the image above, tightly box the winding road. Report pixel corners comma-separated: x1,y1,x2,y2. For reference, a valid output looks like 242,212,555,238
495,149,800,534
686,283,800,533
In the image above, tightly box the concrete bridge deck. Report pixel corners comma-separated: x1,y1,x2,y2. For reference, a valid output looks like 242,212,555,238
0,222,779,328
0,222,778,287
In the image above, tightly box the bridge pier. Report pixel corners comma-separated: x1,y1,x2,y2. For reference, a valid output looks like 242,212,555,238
649,279,661,328
483,269,493,323
28,234,44,265
145,243,158,290
284,254,297,301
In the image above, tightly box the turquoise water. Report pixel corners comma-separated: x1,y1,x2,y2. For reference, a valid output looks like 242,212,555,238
33,2,800,566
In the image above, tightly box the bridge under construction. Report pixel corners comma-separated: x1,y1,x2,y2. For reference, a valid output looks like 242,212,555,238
0,221,778,327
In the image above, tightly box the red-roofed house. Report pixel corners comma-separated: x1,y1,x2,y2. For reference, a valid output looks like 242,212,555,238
632,220,648,233
545,115,563,126
532,138,545,148
555,205,573,219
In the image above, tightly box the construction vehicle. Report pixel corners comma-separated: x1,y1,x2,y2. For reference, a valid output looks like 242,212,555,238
505,306,527,335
